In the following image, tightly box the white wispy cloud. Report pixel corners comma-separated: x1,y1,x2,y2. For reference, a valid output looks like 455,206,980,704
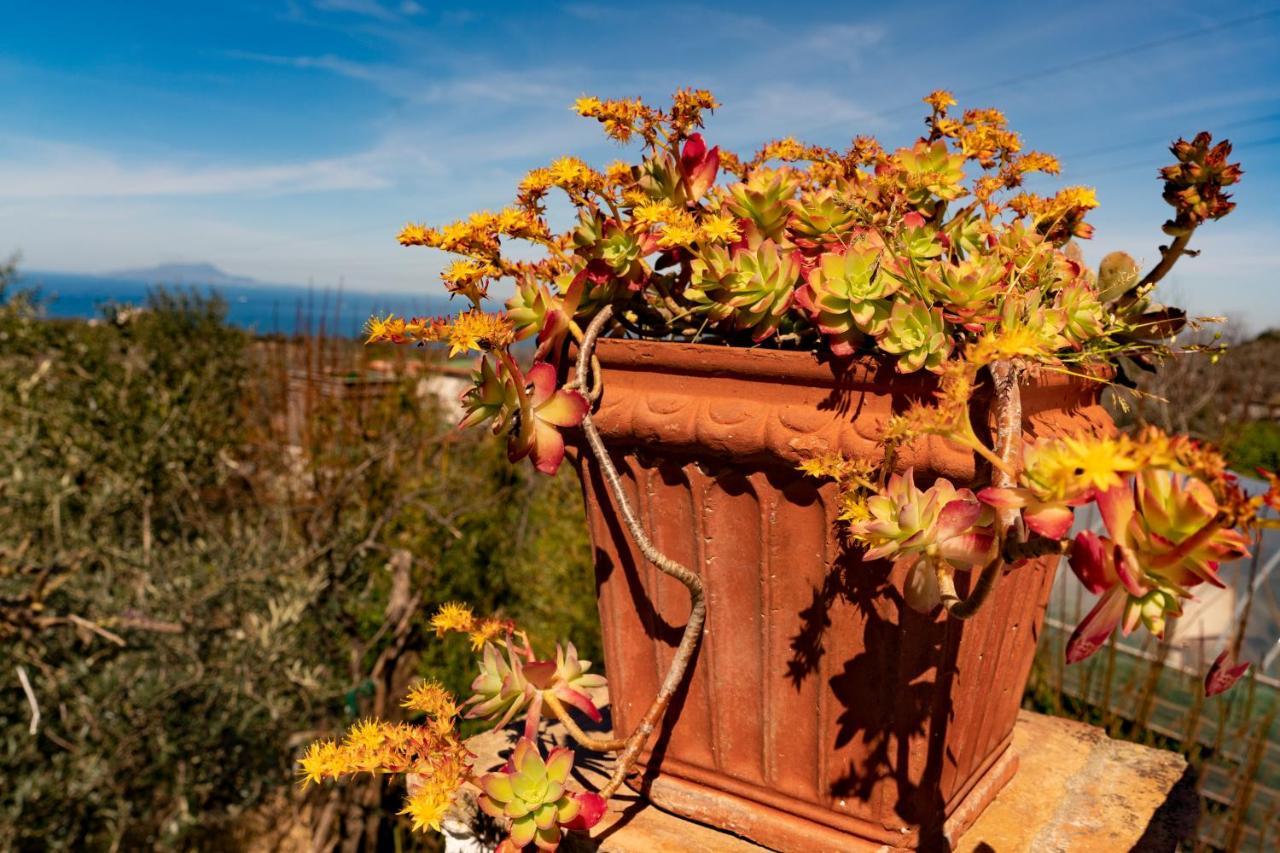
225,49,576,105
311,0,421,22
0,135,402,199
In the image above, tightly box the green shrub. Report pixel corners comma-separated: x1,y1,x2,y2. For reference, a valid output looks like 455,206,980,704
1225,421,1280,476
0,284,598,850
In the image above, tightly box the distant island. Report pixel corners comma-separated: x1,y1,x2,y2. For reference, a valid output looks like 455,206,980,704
105,262,260,287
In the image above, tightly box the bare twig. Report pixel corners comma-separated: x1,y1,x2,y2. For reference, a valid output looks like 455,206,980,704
544,692,626,752
1136,231,1193,290
938,359,1024,619
569,306,707,798
16,665,40,735
66,613,127,646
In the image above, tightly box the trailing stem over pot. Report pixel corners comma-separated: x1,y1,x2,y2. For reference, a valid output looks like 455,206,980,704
302,87,1276,850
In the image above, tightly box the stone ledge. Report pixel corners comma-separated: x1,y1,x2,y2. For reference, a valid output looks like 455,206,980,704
450,709,1195,852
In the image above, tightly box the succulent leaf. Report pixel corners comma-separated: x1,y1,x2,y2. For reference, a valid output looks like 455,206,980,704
477,738,599,852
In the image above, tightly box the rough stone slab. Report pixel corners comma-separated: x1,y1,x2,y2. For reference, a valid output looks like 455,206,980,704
456,709,1195,852
956,711,1197,853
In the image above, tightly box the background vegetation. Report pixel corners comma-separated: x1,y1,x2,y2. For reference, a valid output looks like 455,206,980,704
0,259,599,851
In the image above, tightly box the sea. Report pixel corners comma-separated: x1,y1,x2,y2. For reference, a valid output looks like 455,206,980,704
15,271,453,338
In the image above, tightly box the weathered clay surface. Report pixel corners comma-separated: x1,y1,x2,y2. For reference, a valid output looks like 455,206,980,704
456,708,1195,852
570,338,1112,852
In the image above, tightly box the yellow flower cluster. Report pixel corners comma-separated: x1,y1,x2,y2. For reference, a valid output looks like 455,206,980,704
797,451,877,522
403,679,460,720
1024,434,1141,501
364,312,513,356
444,311,515,356
955,112,1021,167
365,313,442,345
669,87,720,133
874,362,989,471
1009,187,1098,220
924,89,958,111
398,209,546,260
1009,186,1100,240
632,200,740,248
604,160,633,187
298,715,471,834
699,212,741,243
750,137,837,171
1008,151,1062,179
1019,428,1249,513
430,601,474,636
441,258,498,303
717,149,747,179
966,323,1059,367
573,94,651,143
398,223,439,246
550,156,603,192
429,602,513,650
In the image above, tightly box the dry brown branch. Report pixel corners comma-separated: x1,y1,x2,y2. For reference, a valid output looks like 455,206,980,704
938,359,1023,619
570,306,707,798
1137,232,1194,290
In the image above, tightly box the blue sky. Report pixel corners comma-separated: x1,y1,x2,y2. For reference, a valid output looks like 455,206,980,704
1,1,1278,326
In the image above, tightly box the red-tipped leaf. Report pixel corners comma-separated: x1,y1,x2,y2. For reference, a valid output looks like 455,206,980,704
1205,647,1250,697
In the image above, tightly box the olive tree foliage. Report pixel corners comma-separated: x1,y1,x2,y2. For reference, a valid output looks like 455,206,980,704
0,265,598,850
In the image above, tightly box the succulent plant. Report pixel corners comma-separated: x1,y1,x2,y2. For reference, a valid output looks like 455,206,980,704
635,152,687,206
1054,283,1106,344
374,87,1258,700
1205,648,1251,697
876,301,951,373
1065,470,1250,663
507,362,589,475
891,140,966,208
787,189,857,250
459,357,518,433
550,642,607,721
685,243,747,324
896,210,945,262
465,636,608,738
571,208,605,252
851,470,995,612
796,239,895,355
506,279,556,342
924,256,1004,328
479,738,605,851
598,223,650,280
686,234,799,341
728,237,801,341
725,168,799,241
465,641,534,729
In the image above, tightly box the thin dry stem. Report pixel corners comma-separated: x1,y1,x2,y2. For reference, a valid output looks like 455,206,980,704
16,665,40,736
543,693,626,752
1137,231,1194,290
938,359,1023,619
572,305,707,799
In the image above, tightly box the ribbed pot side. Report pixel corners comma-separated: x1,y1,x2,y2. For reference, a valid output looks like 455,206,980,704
569,338,1110,852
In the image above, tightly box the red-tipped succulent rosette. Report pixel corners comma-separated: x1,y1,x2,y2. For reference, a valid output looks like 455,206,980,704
1063,471,1249,667
507,362,589,475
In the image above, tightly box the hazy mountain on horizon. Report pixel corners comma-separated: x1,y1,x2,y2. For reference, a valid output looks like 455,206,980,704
104,262,260,287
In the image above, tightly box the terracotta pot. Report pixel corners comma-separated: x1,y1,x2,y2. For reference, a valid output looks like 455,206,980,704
569,338,1110,852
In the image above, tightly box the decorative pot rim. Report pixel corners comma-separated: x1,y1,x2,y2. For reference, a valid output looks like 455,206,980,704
589,336,1101,401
